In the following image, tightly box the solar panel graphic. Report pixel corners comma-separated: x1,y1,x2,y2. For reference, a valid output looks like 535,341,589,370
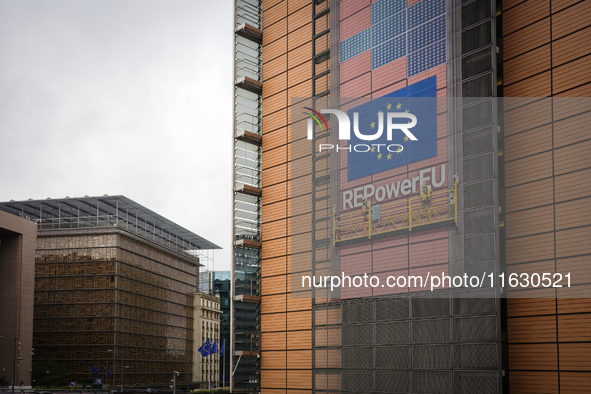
340,0,446,76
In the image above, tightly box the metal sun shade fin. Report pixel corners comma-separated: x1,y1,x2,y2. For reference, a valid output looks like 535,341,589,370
233,238,261,249
235,130,262,146
235,76,262,95
235,23,262,44
235,184,262,197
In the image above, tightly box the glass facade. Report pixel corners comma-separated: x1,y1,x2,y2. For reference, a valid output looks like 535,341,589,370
33,232,198,385
212,271,231,384
232,0,263,391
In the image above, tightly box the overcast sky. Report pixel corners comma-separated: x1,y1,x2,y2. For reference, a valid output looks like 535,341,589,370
0,0,234,271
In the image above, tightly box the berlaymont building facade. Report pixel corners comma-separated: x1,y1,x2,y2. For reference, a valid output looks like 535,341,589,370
0,196,220,387
230,0,591,393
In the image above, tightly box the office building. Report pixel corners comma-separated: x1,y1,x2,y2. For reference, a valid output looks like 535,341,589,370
212,271,231,384
192,293,221,387
231,0,591,393
0,196,220,387
0,209,36,389
199,270,214,295
499,1,591,392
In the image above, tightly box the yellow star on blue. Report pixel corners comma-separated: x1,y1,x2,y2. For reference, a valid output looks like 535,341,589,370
396,103,402,110
370,121,376,128
404,136,409,142
377,153,382,160
387,153,392,160
386,103,392,110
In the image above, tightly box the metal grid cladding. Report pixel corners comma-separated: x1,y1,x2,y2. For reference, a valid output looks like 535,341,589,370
377,371,411,393
375,321,411,345
413,345,452,369
343,370,373,392
375,346,411,369
454,343,498,369
231,0,262,391
316,293,500,393
306,0,502,392
375,297,410,321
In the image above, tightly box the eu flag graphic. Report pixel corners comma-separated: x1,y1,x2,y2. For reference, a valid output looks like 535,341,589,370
347,76,437,181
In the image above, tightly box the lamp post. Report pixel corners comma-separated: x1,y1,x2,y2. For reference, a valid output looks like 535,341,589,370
16,357,24,388
0,336,19,394
107,349,124,392
172,370,179,394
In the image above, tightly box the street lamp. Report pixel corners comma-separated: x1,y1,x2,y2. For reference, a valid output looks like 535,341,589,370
172,370,179,394
107,349,124,392
0,336,19,394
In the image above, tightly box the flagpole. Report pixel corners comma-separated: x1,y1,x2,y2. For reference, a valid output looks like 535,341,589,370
223,339,225,389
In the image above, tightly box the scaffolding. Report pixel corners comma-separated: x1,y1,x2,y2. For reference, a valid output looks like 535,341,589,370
333,181,458,245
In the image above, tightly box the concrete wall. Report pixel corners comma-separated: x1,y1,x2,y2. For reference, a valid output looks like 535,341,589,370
0,210,37,388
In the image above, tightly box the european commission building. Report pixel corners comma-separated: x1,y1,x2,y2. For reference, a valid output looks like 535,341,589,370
230,0,591,393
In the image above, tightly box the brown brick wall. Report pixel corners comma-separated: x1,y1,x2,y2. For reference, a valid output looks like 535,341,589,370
503,1,591,392
260,0,313,392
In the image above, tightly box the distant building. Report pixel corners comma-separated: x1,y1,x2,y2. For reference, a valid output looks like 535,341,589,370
0,209,36,389
212,271,231,384
192,293,221,387
199,270,213,294
0,196,220,386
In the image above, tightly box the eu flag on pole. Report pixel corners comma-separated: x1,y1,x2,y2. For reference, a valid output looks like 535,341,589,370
90,363,98,375
106,364,111,379
219,340,225,355
198,339,211,357
347,76,438,181
210,340,217,355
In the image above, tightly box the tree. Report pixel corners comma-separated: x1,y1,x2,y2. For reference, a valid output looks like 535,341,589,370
32,359,67,388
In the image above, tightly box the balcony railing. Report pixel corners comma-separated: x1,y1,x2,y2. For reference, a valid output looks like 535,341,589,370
334,180,459,245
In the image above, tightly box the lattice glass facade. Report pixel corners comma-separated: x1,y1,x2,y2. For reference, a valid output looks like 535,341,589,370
33,232,197,385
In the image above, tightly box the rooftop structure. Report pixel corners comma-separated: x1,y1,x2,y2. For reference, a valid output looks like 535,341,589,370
0,195,220,263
